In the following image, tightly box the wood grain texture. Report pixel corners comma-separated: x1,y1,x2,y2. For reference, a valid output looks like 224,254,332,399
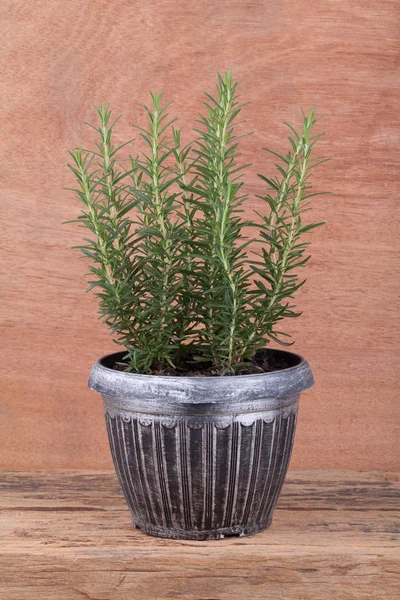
0,0,399,469
0,470,399,599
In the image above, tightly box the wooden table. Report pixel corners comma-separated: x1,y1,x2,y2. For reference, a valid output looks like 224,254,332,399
0,471,398,599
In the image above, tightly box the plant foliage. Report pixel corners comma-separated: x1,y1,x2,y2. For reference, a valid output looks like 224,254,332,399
67,72,327,374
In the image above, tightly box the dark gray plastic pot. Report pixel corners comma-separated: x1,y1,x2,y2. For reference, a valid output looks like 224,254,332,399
89,348,314,540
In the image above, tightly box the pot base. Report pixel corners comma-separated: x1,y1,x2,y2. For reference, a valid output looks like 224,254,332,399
131,514,274,540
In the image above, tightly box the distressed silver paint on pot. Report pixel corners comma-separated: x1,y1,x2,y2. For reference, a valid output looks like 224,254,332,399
89,348,314,540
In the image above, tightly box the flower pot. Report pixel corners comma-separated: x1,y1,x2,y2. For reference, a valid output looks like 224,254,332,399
89,348,313,540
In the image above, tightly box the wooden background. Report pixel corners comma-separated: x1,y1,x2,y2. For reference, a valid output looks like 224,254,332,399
0,0,399,471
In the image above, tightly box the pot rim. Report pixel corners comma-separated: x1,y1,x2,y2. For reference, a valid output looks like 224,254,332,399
88,348,314,404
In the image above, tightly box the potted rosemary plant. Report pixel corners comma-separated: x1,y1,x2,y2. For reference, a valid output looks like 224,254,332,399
67,72,327,540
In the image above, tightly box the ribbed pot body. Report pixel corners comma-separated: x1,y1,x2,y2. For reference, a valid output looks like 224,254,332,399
89,349,314,540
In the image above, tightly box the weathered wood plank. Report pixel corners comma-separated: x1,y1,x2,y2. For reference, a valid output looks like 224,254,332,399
0,471,399,599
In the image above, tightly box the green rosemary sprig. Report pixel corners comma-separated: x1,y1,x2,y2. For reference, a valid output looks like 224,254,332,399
249,108,328,349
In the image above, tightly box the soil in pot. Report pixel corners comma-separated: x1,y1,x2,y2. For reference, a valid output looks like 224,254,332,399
112,347,291,377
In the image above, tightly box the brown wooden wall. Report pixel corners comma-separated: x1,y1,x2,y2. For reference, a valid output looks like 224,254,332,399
1,0,399,470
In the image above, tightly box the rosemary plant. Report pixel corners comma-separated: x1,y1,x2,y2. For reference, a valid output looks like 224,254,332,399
67,72,327,374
